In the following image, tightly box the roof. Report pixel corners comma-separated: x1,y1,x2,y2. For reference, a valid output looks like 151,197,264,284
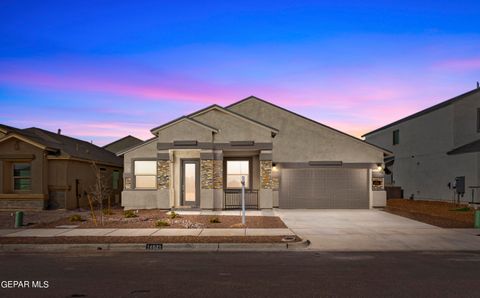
150,116,219,135
227,96,392,155
103,135,143,155
0,124,123,167
447,139,480,155
363,88,480,137
115,136,158,156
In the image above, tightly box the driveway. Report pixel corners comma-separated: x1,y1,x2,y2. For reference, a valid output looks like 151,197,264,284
274,209,480,251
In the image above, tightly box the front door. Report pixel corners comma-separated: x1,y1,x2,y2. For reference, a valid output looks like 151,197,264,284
181,159,199,207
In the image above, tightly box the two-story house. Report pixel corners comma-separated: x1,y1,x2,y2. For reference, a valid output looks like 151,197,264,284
363,88,480,202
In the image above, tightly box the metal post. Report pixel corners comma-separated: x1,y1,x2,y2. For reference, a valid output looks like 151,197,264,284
241,176,246,225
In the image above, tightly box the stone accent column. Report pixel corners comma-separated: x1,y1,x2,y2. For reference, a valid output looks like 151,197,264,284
259,150,274,209
201,159,214,189
260,160,273,189
157,160,170,189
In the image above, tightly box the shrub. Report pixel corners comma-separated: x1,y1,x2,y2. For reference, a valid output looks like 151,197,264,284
168,211,180,219
124,210,138,218
69,214,83,222
102,209,113,215
209,217,221,224
155,220,170,227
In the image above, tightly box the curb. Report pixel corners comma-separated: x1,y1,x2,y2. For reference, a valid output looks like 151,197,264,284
0,240,310,252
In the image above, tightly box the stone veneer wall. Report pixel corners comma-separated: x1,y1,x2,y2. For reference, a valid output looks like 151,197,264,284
260,160,273,189
157,160,170,189
201,159,223,189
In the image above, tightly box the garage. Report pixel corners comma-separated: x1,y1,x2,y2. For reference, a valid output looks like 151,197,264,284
279,168,369,209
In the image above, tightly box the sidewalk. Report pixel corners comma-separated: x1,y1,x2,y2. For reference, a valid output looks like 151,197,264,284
0,228,295,238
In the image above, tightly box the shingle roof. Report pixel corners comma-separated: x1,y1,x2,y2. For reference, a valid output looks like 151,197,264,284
0,125,123,167
447,139,480,155
362,88,480,137
103,135,143,155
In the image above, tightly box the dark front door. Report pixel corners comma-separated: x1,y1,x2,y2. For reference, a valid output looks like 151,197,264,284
181,159,200,207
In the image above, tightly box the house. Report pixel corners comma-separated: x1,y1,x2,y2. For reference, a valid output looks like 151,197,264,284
119,96,389,210
0,125,123,210
363,87,480,202
103,135,143,155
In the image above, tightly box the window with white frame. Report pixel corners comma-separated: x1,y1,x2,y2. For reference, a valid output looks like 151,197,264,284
13,163,31,191
134,161,157,189
226,160,250,188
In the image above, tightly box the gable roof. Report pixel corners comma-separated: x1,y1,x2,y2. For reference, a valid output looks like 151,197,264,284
0,124,122,167
227,96,392,155
115,136,158,156
363,88,480,137
150,116,219,135
447,139,480,155
103,135,143,155
187,104,279,133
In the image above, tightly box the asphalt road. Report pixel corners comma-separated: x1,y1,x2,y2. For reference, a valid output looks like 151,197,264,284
1,251,479,298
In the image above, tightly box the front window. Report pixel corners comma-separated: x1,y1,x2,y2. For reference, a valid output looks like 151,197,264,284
134,161,156,189
13,163,31,191
226,160,250,188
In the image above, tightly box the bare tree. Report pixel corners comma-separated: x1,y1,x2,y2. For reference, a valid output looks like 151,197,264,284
89,162,112,226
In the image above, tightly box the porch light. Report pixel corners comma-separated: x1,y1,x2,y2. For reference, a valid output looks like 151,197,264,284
375,164,383,172
272,163,278,172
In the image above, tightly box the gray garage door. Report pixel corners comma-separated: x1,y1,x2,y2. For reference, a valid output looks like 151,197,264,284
279,168,369,209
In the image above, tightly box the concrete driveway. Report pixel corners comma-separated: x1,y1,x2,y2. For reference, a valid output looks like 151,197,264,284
274,209,480,251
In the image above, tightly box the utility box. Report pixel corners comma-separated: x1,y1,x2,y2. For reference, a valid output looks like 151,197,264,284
455,176,465,195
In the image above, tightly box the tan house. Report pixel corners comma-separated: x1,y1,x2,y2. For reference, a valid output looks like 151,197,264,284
119,97,390,210
0,125,123,210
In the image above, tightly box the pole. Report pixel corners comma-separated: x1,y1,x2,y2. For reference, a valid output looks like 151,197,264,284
241,176,246,225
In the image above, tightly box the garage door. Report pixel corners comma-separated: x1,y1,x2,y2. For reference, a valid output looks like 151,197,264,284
279,168,369,209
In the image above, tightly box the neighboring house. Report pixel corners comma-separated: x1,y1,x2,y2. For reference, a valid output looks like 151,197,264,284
0,125,123,210
119,96,390,210
103,135,143,155
363,87,480,202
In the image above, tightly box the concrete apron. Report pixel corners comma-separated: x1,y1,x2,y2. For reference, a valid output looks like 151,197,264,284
274,209,480,251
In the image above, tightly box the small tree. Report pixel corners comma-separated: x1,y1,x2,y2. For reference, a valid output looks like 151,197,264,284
89,162,112,226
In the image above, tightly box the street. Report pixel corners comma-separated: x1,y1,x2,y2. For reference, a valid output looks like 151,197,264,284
1,251,479,297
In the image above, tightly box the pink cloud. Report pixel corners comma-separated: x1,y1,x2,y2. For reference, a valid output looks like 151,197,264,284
433,58,480,71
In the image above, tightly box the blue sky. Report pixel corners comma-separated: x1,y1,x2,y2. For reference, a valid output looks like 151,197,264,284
1,0,480,144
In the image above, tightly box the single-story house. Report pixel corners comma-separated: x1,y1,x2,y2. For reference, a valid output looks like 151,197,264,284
119,96,390,210
363,87,480,202
0,125,123,210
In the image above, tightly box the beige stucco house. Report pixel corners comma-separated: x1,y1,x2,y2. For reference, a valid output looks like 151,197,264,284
0,125,123,210
120,97,390,210
364,87,480,202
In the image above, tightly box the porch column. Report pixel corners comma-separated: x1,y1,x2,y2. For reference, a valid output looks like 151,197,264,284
200,150,223,209
157,150,171,208
259,150,273,209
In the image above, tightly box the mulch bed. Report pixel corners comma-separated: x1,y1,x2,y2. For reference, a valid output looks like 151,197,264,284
31,209,287,229
0,236,301,244
385,198,475,228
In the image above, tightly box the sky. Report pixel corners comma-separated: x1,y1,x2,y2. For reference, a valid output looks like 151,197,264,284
1,0,480,145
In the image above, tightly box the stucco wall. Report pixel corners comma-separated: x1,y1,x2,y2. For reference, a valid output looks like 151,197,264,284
365,94,480,201
123,139,157,175
192,109,272,143
229,99,383,163
453,91,480,146
0,138,46,195
156,120,213,143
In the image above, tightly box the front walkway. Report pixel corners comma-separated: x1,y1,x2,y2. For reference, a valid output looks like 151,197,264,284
0,227,294,238
274,209,480,251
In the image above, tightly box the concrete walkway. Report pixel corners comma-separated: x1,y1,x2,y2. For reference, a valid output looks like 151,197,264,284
0,228,295,238
274,209,480,251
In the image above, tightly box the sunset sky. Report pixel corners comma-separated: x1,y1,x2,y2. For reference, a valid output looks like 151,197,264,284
1,1,480,145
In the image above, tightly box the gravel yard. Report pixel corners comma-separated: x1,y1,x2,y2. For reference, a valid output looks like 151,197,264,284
385,198,475,228
2,208,287,229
